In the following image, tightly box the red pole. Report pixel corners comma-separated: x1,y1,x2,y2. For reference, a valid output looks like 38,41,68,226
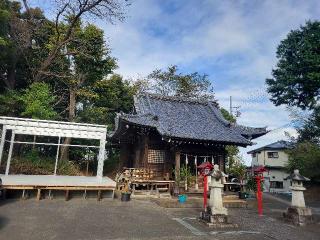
256,176,263,216
203,175,207,210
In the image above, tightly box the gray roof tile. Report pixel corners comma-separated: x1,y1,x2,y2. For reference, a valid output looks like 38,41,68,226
112,93,267,146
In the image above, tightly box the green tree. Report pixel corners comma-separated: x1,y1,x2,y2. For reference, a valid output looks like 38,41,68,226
221,107,240,168
26,0,126,83
0,90,23,116
51,21,118,160
0,0,49,91
227,159,246,190
20,82,57,119
142,65,215,101
266,21,320,111
78,74,135,127
297,107,320,144
286,141,320,180
266,21,320,178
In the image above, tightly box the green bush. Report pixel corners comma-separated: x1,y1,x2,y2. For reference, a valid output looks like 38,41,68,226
6,149,81,175
246,175,264,192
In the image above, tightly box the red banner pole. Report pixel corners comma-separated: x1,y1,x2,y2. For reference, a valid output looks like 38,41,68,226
256,176,263,216
203,175,207,210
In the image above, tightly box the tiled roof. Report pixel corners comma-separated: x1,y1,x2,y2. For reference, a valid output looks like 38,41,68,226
111,93,267,146
247,140,294,154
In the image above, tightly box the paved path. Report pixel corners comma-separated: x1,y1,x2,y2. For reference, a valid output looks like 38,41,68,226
264,193,320,214
0,196,319,240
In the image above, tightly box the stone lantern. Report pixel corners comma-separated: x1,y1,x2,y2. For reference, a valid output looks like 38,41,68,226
283,169,313,226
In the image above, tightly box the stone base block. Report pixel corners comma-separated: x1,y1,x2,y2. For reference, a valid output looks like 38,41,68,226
283,207,313,226
200,211,238,228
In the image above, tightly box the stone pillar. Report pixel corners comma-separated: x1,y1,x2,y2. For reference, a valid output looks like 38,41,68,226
291,184,306,208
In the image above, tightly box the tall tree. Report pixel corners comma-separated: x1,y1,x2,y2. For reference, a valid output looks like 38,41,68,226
267,21,320,180
21,0,127,82
0,0,47,91
221,108,240,168
136,65,215,101
78,74,135,127
20,82,57,120
286,141,320,180
266,21,320,111
54,22,118,160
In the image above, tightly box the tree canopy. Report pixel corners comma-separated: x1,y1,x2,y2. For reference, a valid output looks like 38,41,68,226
266,21,320,110
267,21,320,180
136,65,215,101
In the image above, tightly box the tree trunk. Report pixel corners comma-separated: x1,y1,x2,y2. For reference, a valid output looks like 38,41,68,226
59,88,76,161
3,59,17,90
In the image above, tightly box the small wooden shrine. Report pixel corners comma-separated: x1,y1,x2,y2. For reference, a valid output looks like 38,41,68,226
110,93,267,186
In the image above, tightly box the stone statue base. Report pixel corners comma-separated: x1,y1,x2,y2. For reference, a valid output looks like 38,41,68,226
283,207,313,226
199,208,238,228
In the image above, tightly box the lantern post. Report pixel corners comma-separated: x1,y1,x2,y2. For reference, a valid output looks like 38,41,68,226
197,161,213,210
253,166,267,216
283,169,313,226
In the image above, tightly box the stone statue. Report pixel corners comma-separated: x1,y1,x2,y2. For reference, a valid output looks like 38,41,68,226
200,164,237,227
208,164,227,215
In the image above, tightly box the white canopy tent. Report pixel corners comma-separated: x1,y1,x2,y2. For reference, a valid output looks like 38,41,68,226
0,116,107,178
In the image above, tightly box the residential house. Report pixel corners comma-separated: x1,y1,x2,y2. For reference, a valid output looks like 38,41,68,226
248,140,293,193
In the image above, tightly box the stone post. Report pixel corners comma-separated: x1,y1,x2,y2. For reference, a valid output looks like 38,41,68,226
283,169,313,226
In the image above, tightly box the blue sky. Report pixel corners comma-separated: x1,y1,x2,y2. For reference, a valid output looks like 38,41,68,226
30,0,320,164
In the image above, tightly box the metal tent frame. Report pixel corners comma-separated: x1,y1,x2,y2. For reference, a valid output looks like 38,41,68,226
0,116,107,178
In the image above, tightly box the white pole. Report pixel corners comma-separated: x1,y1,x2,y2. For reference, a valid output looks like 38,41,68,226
185,154,188,191
0,125,7,166
54,136,61,175
5,130,15,175
195,156,198,190
97,135,106,178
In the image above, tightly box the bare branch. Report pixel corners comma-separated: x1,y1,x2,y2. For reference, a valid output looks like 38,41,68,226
34,0,127,82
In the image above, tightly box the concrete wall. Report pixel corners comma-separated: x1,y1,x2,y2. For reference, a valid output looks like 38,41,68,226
263,169,291,193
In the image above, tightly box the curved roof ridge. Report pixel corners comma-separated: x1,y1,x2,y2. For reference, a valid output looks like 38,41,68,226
137,92,218,106
207,102,231,127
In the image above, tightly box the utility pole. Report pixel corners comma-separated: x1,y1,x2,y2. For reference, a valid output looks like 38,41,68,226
229,96,232,116
229,96,241,118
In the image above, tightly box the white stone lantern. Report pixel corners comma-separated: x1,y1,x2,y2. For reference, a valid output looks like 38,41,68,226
283,169,313,226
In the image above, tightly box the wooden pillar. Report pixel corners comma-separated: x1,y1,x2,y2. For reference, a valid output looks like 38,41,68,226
175,151,181,181
97,190,102,201
65,190,70,201
134,136,141,168
36,189,41,201
218,154,225,172
144,136,149,169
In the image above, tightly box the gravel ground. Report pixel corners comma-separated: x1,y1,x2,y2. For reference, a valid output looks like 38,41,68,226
0,194,319,240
